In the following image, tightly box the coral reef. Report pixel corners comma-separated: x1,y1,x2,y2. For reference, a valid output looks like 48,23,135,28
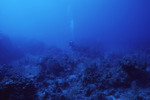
0,44,150,100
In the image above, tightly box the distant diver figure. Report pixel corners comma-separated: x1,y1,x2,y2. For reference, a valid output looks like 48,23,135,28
69,41,75,49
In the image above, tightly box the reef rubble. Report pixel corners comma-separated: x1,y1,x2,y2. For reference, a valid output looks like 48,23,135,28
0,45,150,100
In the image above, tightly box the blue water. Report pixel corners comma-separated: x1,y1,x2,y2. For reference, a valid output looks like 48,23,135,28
0,0,149,46
0,1,150,99
0,0,149,63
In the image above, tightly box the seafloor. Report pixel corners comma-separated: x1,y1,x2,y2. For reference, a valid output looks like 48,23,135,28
0,41,150,100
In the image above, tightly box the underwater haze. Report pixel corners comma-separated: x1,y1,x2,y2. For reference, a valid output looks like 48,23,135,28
0,0,150,99
0,0,149,47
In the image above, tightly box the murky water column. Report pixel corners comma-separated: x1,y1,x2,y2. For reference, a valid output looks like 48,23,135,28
67,0,75,41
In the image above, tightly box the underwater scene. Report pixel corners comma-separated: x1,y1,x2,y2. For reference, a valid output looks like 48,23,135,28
0,0,150,100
